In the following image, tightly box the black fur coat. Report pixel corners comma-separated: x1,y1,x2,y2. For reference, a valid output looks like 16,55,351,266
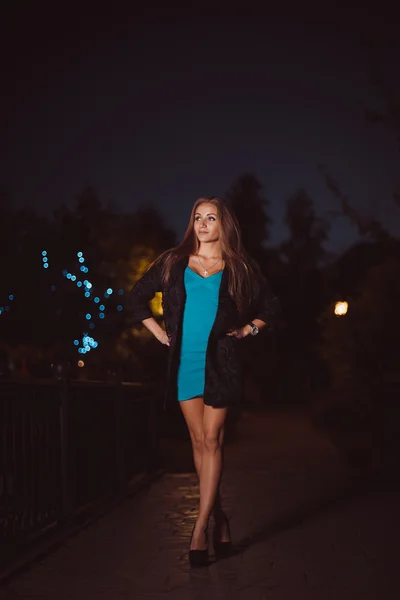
127,254,279,410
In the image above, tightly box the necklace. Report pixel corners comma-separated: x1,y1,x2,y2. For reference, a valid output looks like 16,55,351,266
196,254,221,277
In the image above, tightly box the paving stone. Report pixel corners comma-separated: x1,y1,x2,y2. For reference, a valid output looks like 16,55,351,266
0,411,399,599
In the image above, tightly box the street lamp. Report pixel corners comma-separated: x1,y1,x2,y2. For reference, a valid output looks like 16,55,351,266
334,301,348,316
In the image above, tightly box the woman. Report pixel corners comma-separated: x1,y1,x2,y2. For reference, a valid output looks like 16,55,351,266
128,196,279,567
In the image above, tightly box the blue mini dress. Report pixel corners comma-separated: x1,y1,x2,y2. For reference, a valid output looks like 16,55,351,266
177,266,223,401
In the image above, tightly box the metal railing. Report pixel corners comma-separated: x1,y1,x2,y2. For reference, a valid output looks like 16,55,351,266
0,379,159,573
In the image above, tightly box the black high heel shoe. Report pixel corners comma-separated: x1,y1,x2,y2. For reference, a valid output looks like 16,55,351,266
189,523,209,568
213,513,232,559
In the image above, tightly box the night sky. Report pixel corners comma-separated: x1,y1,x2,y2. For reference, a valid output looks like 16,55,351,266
2,7,399,253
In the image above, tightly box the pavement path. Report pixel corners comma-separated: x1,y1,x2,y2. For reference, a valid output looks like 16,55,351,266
1,410,398,599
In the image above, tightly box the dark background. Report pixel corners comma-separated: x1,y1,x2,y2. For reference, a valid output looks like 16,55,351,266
1,6,399,251
1,4,400,480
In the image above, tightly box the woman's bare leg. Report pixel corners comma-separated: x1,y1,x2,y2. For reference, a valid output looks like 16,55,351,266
179,398,224,509
180,398,228,549
194,403,228,548
179,396,204,476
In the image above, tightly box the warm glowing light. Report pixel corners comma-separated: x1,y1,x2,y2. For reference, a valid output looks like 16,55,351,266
334,301,348,316
151,292,163,316
78,360,84,367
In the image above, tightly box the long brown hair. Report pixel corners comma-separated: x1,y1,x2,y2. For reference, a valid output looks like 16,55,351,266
159,196,259,312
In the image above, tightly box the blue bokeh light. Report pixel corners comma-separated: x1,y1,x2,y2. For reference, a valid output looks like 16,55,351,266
99,312,105,319
85,313,91,320
9,294,14,301
79,257,84,263
77,281,82,287
42,251,47,256
71,275,76,281
74,340,79,346
43,263,49,269
106,288,113,295
43,257,48,263
94,297,100,303
117,305,123,311
99,304,105,311
80,265,86,272
84,291,90,298
77,252,83,257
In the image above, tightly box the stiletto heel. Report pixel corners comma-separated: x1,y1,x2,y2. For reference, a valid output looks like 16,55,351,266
189,523,209,568
213,513,232,559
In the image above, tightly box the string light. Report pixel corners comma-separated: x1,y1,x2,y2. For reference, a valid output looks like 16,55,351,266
1,294,15,316
42,250,49,269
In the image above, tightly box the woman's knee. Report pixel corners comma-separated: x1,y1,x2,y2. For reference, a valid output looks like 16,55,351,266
189,429,203,451
203,430,222,453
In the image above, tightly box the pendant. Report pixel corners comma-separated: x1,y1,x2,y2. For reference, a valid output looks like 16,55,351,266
204,270,208,277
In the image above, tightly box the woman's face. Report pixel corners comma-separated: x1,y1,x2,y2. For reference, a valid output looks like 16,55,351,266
193,203,221,244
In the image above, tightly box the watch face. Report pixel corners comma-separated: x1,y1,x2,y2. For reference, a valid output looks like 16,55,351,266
251,325,259,335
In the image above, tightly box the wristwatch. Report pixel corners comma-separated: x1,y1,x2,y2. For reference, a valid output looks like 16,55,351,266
248,322,260,336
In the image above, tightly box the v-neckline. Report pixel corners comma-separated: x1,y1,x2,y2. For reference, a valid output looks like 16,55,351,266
187,266,224,280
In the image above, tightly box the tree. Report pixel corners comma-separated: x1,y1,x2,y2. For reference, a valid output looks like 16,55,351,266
226,173,271,262
276,189,331,404
0,186,177,382
281,188,330,271
316,251,400,479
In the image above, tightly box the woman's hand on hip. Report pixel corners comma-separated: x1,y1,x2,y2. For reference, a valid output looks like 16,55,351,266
156,329,171,346
142,318,171,346
226,325,251,340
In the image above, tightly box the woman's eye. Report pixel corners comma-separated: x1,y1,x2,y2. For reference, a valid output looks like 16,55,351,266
209,216,216,221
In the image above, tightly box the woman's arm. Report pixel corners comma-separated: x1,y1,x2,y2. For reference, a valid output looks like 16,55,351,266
126,255,170,346
227,275,280,339
142,317,170,346
227,318,266,339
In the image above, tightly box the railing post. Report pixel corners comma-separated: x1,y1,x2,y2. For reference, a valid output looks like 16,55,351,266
115,381,125,496
59,378,72,521
146,385,159,471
